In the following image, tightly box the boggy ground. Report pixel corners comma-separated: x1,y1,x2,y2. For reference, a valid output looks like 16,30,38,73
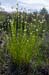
0,59,49,75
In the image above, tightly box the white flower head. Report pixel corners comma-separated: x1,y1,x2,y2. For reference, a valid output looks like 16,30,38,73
18,15,20,18
43,19,46,22
24,29,27,32
21,20,23,23
24,33,26,36
42,15,45,18
10,19,12,23
42,38,44,40
43,30,45,32
40,21,44,24
33,19,36,21
30,32,32,35
25,21,27,24
21,15,23,18
31,23,32,25
0,29,1,31
34,25,36,28
27,40,29,42
36,29,38,32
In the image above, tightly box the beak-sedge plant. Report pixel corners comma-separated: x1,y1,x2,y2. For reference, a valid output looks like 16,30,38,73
7,11,46,65
7,18,37,64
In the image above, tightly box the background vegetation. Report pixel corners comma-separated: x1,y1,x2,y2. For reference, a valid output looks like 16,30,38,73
0,8,49,75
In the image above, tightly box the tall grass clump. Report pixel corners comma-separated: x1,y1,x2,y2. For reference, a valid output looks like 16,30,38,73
7,11,46,65
7,19,36,64
7,16,41,65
